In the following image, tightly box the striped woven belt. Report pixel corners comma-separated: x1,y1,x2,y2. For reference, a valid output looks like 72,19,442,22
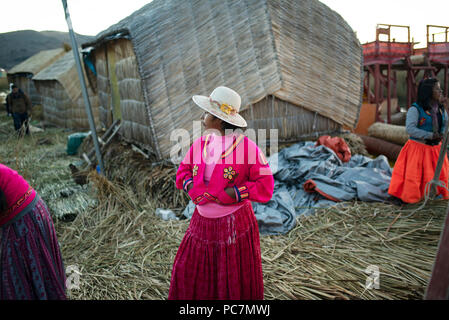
0,189,38,228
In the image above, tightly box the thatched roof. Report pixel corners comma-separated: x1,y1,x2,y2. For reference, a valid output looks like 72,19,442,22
84,0,363,159
8,48,66,76
33,51,84,103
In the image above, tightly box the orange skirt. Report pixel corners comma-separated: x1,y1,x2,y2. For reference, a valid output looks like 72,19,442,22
388,139,449,203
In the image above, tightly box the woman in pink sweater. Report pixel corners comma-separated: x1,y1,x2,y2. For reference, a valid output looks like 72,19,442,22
0,164,66,299
168,87,274,300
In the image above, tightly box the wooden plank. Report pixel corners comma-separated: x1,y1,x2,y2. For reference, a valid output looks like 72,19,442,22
425,203,449,299
85,119,120,159
82,153,92,166
82,120,121,168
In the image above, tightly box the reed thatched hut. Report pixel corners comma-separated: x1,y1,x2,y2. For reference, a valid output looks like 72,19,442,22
7,48,66,105
33,51,100,129
83,0,363,160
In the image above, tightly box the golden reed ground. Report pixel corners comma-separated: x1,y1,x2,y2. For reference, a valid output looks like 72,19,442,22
0,112,445,299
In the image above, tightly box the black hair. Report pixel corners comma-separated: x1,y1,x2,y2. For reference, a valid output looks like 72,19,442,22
417,78,441,111
0,187,7,214
220,119,241,132
208,113,241,132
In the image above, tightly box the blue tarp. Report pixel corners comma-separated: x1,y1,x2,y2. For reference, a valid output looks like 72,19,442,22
183,141,393,235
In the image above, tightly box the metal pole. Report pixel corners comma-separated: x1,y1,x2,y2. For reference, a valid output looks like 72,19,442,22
367,71,371,103
374,64,381,122
387,63,391,124
430,107,449,198
61,0,104,174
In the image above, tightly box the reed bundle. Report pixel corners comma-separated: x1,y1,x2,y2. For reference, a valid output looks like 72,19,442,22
262,201,444,299
101,141,189,210
58,172,187,299
59,174,445,299
368,122,409,146
359,135,402,161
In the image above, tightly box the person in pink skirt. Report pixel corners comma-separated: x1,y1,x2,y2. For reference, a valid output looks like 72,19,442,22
0,163,66,299
168,86,274,300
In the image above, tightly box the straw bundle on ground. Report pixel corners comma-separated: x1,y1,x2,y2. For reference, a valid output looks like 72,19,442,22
83,0,362,160
368,122,409,145
57,172,186,299
77,135,189,211
261,200,444,299
33,51,100,130
58,170,445,300
102,141,189,210
359,135,402,161
390,111,407,126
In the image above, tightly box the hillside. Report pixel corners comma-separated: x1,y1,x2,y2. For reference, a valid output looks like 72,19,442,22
0,30,94,70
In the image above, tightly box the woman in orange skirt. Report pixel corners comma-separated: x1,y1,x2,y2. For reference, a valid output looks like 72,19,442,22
389,78,449,203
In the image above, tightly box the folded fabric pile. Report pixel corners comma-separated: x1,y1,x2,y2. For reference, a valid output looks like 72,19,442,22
183,140,393,235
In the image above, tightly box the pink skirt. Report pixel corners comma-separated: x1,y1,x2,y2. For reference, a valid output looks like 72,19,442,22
168,202,263,300
0,196,66,299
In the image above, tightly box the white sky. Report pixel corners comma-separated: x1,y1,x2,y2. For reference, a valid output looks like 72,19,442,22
0,0,448,48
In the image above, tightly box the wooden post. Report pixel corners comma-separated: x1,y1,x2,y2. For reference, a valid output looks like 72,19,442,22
425,202,449,299
375,64,381,122
444,65,448,99
393,70,399,112
367,71,371,103
429,116,449,197
387,63,391,123
406,70,412,110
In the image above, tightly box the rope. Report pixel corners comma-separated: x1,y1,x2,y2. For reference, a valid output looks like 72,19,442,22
399,178,449,219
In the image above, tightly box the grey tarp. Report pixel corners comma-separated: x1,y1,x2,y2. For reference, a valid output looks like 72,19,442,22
183,141,393,235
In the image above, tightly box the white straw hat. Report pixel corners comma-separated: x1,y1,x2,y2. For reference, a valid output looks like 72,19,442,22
192,86,247,128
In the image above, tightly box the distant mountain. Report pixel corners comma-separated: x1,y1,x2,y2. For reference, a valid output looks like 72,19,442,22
0,30,94,70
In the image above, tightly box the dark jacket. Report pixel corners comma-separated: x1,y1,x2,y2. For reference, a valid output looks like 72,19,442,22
6,90,31,114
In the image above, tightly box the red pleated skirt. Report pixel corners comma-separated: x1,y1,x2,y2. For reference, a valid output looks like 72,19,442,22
168,201,263,300
388,139,449,203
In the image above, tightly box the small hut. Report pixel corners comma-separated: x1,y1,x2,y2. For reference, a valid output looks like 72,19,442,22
7,48,66,105
33,51,100,129
83,0,363,160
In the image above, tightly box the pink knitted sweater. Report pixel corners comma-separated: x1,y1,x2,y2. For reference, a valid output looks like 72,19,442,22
0,164,36,226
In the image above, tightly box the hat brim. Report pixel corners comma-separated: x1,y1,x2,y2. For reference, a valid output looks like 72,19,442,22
192,95,247,128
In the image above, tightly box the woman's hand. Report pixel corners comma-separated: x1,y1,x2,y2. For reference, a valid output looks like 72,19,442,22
433,132,443,141
186,183,193,192
225,187,236,199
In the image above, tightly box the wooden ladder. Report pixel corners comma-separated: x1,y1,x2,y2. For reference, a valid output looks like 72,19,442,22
82,119,121,170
